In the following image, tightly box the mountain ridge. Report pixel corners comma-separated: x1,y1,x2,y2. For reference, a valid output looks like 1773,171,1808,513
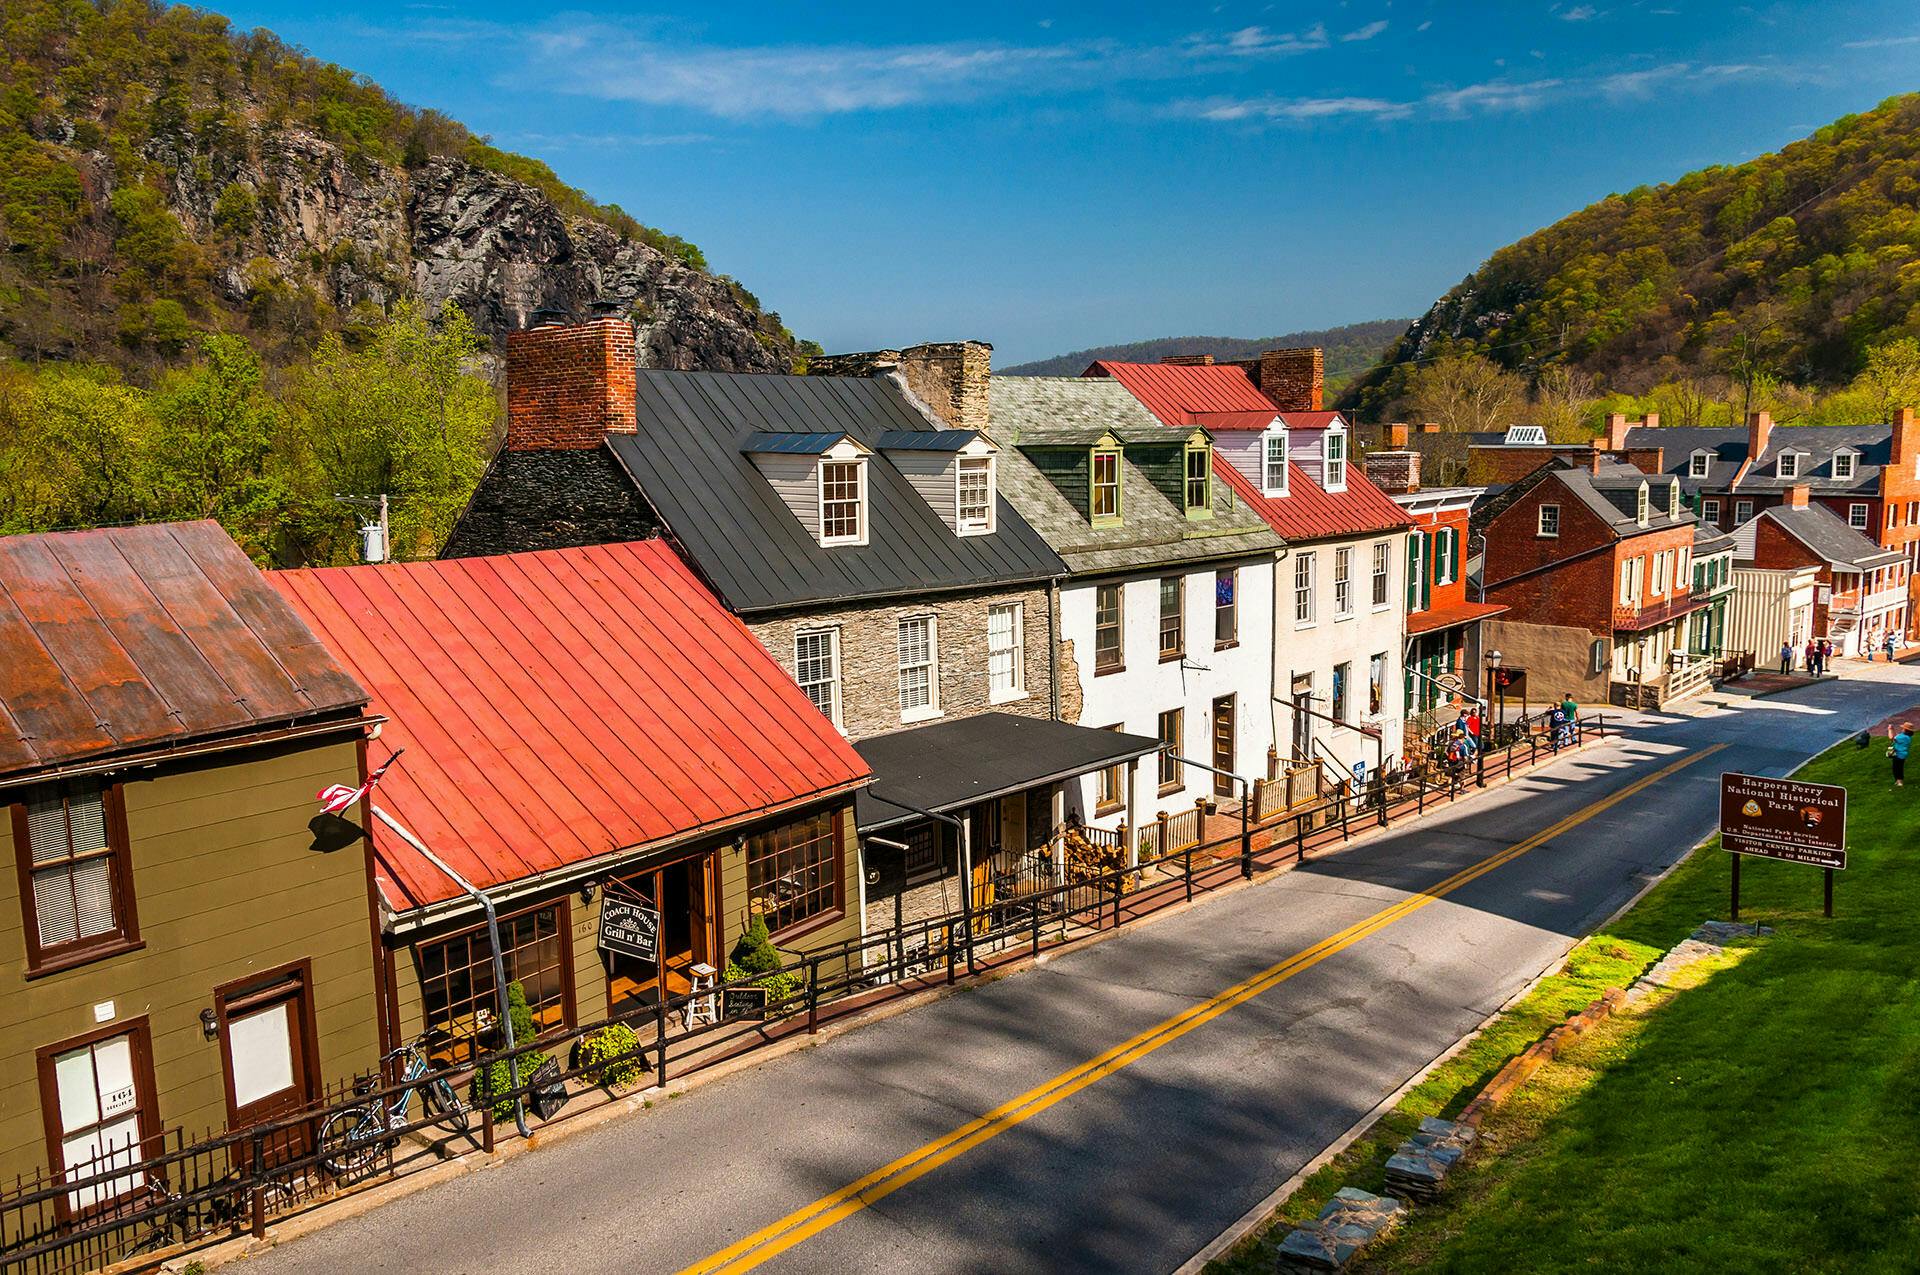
1003,319,1410,382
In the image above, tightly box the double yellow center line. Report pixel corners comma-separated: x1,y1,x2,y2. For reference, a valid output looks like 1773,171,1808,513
680,744,1724,1274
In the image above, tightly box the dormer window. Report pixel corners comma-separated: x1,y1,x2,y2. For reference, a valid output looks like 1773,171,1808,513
1262,431,1289,496
1689,450,1711,479
1636,483,1650,525
956,456,995,535
1777,451,1800,479
1324,426,1348,492
1834,450,1857,481
1091,448,1121,524
1184,441,1212,515
1669,481,1681,518
820,458,866,545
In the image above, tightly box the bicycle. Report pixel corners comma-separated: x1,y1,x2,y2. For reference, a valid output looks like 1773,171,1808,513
112,1171,292,1260
318,1031,470,1179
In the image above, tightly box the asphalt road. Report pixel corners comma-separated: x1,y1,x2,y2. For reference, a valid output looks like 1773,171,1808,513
242,667,1920,1275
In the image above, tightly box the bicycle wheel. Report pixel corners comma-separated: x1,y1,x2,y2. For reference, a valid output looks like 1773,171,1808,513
317,1106,383,1179
424,1077,470,1134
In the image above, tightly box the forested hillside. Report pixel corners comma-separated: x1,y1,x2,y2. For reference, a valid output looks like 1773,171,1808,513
0,0,810,563
1003,319,1408,387
1347,93,1920,419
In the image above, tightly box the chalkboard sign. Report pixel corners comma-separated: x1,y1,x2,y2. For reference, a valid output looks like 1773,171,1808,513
527,1055,569,1121
598,897,661,964
722,984,769,1022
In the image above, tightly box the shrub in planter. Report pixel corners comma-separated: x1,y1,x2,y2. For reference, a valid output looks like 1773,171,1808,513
726,914,803,1005
471,980,549,1121
575,1023,645,1090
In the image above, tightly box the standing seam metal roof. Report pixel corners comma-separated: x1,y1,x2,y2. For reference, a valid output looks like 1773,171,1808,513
0,521,367,781
271,541,870,912
607,371,1066,614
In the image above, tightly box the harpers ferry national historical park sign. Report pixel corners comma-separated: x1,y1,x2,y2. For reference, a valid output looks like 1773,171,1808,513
1719,771,1847,920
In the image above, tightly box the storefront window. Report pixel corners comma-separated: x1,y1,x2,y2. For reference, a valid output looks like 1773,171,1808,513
418,903,571,1047
746,809,841,933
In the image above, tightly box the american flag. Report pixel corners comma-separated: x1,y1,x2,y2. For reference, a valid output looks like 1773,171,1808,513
316,749,403,815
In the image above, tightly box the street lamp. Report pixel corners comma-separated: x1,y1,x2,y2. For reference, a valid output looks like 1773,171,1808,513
1480,649,1503,787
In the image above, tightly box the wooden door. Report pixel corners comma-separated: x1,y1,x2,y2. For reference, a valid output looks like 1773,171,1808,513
216,963,319,1164
689,852,715,968
1212,695,1236,797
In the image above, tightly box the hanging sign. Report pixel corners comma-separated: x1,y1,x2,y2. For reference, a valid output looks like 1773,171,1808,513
598,897,661,963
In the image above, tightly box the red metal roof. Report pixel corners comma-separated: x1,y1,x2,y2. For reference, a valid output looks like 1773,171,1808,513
271,541,870,911
1406,599,1509,636
0,522,368,781
1277,411,1344,432
1087,360,1277,426
1215,457,1415,542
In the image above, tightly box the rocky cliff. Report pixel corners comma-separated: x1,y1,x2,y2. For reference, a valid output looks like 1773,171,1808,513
0,0,797,373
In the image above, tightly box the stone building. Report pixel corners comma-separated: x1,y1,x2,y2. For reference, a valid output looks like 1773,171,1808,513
443,318,1154,941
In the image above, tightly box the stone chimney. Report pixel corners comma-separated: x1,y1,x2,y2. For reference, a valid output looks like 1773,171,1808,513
1160,354,1215,366
1891,406,1918,469
1785,483,1810,509
1747,410,1773,464
1387,422,1410,448
810,340,991,432
504,310,638,451
1255,347,1324,412
1364,449,1421,496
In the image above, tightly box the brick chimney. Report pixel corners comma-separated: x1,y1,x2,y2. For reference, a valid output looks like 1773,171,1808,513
1785,483,1810,509
1418,422,1442,434
1604,413,1631,451
1387,422,1410,448
1160,354,1214,366
1364,449,1421,496
1256,347,1324,412
504,310,638,451
1747,410,1773,464
1891,406,1918,468
810,341,991,432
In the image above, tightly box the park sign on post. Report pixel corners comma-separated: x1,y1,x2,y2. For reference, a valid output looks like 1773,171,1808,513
1719,772,1847,869
598,896,661,964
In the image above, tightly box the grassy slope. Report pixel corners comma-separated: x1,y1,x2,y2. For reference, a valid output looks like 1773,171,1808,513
1358,739,1920,1273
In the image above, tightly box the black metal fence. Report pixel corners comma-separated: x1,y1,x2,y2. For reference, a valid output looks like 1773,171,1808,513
0,717,1609,1275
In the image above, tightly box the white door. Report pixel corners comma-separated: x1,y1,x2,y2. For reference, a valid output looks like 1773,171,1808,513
51,1032,147,1210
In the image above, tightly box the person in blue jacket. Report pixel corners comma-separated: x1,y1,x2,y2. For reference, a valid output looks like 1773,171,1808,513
1889,722,1912,789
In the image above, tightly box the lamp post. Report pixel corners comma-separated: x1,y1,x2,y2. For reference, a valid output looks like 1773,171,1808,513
1480,649,1503,787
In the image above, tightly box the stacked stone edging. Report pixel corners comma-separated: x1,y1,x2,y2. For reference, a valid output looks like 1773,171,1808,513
1274,1188,1405,1273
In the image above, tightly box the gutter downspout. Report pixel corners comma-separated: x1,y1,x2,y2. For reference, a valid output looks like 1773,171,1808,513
1048,575,1063,720
370,804,529,1138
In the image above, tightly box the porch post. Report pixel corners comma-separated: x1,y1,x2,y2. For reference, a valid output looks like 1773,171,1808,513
1124,756,1143,870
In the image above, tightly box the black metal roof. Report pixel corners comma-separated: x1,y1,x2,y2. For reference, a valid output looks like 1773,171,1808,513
875,429,980,451
606,371,1065,615
740,431,851,455
854,712,1161,832
1754,504,1905,570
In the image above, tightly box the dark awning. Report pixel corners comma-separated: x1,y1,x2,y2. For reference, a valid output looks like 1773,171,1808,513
854,712,1161,832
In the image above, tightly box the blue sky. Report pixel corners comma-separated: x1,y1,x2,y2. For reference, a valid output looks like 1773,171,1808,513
217,1,1920,364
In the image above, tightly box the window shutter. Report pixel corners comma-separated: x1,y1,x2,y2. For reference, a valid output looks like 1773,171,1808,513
1405,537,1419,611
1422,535,1434,610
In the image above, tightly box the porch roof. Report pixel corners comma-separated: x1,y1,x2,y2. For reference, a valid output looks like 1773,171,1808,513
1406,599,1509,636
854,712,1160,832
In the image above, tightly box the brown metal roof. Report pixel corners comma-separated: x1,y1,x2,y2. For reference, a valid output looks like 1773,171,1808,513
0,522,368,781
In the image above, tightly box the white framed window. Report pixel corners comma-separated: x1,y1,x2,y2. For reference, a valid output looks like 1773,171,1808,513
1156,709,1183,793
1676,546,1690,589
1735,499,1754,524
1091,449,1121,522
1331,662,1351,723
1653,551,1670,595
794,629,841,727
1668,481,1681,518
1433,530,1457,586
1368,652,1387,716
1538,504,1560,538
1702,498,1721,524
1294,552,1317,626
820,459,867,545
1689,451,1711,478
987,603,1024,699
1158,576,1184,660
897,616,939,717
957,457,994,534
1370,541,1390,608
1184,444,1211,512
1621,556,1644,605
1406,533,1426,613
1834,451,1857,481
1636,484,1650,525
1323,428,1348,491
1850,503,1870,530
1262,432,1289,495
1777,452,1800,478
1215,568,1238,646
1334,547,1353,618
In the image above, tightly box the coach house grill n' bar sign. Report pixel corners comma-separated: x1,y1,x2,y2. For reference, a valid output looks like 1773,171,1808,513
1719,771,1848,870
598,894,662,964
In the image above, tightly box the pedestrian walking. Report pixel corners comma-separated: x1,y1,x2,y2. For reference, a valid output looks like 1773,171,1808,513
1888,722,1912,788
1822,638,1835,673
1560,692,1579,743
1466,703,1483,745
1805,639,1819,676
1779,641,1793,674
1885,633,1898,663
1548,703,1568,750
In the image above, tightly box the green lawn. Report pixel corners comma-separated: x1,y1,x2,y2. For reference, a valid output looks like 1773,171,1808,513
1353,739,1920,1273
1210,738,1920,1275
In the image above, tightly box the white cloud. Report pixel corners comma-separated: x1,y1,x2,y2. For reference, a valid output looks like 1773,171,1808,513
1842,33,1920,48
1560,4,1599,20
1186,23,1331,57
1427,78,1561,114
1341,20,1390,42
1185,94,1412,121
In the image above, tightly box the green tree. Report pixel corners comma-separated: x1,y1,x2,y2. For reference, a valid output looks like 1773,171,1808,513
1403,352,1527,434
25,365,156,527
1851,337,1920,420
148,335,290,554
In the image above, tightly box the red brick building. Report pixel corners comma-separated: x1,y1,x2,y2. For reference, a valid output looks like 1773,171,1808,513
1475,457,1709,708
1729,485,1908,656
